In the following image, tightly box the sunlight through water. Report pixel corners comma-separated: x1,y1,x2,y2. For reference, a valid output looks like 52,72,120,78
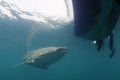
13,0,68,18
0,0,73,49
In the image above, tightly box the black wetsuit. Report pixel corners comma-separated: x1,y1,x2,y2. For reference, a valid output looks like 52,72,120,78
96,32,115,58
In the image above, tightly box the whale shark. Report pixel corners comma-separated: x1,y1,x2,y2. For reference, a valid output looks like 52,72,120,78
15,47,68,69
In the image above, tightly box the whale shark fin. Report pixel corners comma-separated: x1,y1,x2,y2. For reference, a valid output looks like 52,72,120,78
24,50,29,55
14,62,26,68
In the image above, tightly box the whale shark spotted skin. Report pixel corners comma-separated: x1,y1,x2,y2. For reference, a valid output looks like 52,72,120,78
16,47,68,69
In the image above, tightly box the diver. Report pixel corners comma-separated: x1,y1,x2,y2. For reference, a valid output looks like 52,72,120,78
96,32,115,58
72,0,118,58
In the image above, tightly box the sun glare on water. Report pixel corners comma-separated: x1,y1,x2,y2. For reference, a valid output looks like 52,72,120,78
13,0,68,18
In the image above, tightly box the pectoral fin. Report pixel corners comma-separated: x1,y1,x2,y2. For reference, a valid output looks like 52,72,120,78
14,62,25,67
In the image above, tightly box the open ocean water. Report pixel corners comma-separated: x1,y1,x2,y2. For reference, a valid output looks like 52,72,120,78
0,0,120,80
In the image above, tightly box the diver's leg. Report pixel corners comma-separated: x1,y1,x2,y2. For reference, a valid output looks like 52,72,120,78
96,39,104,51
109,32,115,58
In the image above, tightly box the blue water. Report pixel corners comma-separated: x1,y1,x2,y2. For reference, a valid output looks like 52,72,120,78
0,11,120,80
